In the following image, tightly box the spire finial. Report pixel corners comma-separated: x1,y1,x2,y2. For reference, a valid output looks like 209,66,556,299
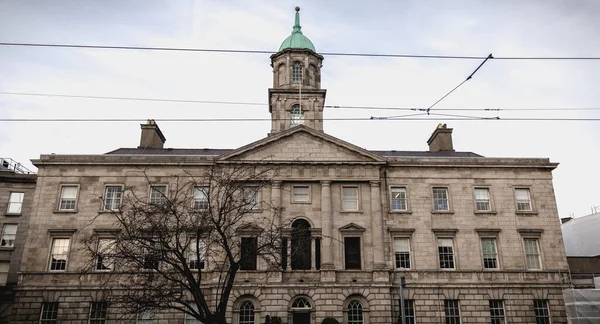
295,6,300,12
293,6,302,33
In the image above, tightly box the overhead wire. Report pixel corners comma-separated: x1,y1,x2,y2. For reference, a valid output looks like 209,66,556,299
1,117,599,122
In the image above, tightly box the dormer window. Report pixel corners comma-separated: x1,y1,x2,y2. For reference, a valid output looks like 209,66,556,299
290,104,304,126
292,62,303,84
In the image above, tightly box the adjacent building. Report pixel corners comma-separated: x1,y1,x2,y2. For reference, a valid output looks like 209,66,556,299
12,8,569,324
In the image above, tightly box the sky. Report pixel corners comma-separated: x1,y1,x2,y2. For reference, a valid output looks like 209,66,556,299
1,0,599,218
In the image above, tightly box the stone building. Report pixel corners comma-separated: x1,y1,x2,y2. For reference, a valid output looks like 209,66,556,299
12,7,569,324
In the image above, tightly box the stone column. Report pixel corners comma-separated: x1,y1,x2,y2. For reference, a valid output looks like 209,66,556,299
311,238,317,270
320,181,334,269
370,181,386,268
271,181,282,224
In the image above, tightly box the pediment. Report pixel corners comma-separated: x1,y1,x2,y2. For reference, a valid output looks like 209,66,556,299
217,126,385,164
236,223,263,234
339,223,366,232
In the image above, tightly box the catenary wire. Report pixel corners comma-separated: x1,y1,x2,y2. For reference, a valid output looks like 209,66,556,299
1,117,599,122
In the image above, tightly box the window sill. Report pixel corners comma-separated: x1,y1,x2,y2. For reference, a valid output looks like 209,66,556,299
53,209,78,213
97,209,120,214
389,210,412,214
291,201,312,205
394,268,412,271
0,246,15,251
3,212,22,217
244,209,263,214
340,210,363,214
474,211,497,215
516,211,538,216
431,210,455,215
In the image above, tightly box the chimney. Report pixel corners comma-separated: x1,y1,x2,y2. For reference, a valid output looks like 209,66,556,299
427,124,454,152
139,119,166,149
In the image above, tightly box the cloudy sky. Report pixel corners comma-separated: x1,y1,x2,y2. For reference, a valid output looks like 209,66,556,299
1,0,599,218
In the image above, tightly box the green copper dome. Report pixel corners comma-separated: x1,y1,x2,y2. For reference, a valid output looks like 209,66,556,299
278,7,316,52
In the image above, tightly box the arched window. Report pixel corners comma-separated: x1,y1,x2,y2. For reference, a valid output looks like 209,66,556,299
292,62,303,84
239,301,255,324
291,297,312,309
291,219,311,270
347,300,364,324
290,104,304,126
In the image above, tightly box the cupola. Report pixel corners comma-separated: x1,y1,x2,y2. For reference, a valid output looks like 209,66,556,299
278,7,316,52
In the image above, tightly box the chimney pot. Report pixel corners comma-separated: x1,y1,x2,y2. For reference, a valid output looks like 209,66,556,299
139,119,166,149
427,123,454,152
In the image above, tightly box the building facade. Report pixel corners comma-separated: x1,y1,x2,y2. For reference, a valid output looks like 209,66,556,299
13,8,569,324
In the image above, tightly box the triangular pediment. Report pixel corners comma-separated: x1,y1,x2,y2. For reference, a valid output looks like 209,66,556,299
236,223,263,234
217,126,385,164
339,223,366,232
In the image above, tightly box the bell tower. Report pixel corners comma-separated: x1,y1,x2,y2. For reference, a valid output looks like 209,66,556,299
268,7,326,135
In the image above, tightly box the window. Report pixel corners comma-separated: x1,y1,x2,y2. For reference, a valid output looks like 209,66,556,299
474,188,491,211
394,238,411,269
89,302,108,324
137,309,154,324
533,300,551,324
40,302,59,323
187,239,205,270
524,238,541,270
238,301,255,324
292,61,302,84
291,219,311,270
444,300,461,324
240,237,257,270
95,239,115,271
103,186,122,211
489,300,505,324
0,261,9,285
400,299,415,324
515,188,532,212
184,302,201,324
290,104,304,126
193,186,209,210
242,187,260,210
1,224,17,248
143,242,160,270
292,185,310,202
49,238,70,271
390,187,407,211
342,186,359,211
347,300,364,324
344,237,361,270
149,185,167,206
481,238,498,269
6,192,24,214
58,185,78,210
438,238,455,269
432,187,449,211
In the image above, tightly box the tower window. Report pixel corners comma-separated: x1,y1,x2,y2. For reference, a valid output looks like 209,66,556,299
292,62,303,84
290,105,304,126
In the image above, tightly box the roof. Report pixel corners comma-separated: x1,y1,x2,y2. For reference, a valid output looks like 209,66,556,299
278,7,316,52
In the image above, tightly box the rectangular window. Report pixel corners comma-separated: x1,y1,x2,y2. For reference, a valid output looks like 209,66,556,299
474,188,491,211
515,188,532,211
481,238,498,269
240,237,257,270
187,239,205,270
432,187,449,211
242,187,260,210
524,238,542,270
438,238,455,269
149,186,167,206
89,302,108,324
0,261,9,285
393,238,411,269
95,239,115,271
398,299,415,324
40,302,59,323
292,185,310,203
184,302,201,324
6,192,24,214
342,186,359,211
444,300,461,324
137,310,154,324
390,187,407,211
1,224,17,248
489,300,505,324
193,186,209,210
533,300,551,324
58,185,78,211
344,237,361,270
143,242,160,270
49,238,70,271
103,186,123,211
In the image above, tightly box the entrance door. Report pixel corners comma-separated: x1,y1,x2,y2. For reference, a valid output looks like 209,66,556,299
293,312,310,324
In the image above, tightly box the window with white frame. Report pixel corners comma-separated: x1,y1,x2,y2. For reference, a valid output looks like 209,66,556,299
137,309,154,324
292,185,310,203
437,238,455,269
149,185,167,206
489,300,506,324
186,239,205,270
1,224,17,248
6,192,24,214
184,302,201,324
49,238,70,271
242,186,260,210
95,238,115,271
89,301,108,324
58,185,78,211
533,299,551,324
238,301,255,324
193,186,209,210
40,302,59,323
393,237,411,269
290,104,304,126
524,238,542,270
347,300,364,324
432,187,449,211
292,61,303,84
390,187,407,211
444,300,461,324
515,188,532,212
401,299,415,324
342,186,359,211
481,238,498,269
103,186,122,211
142,241,160,270
474,188,491,211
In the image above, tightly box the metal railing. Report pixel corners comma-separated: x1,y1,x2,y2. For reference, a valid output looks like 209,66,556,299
0,158,34,174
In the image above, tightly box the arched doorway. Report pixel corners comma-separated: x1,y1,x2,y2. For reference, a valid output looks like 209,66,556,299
291,219,311,270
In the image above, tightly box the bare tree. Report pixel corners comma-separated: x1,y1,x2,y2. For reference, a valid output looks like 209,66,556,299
82,164,287,324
